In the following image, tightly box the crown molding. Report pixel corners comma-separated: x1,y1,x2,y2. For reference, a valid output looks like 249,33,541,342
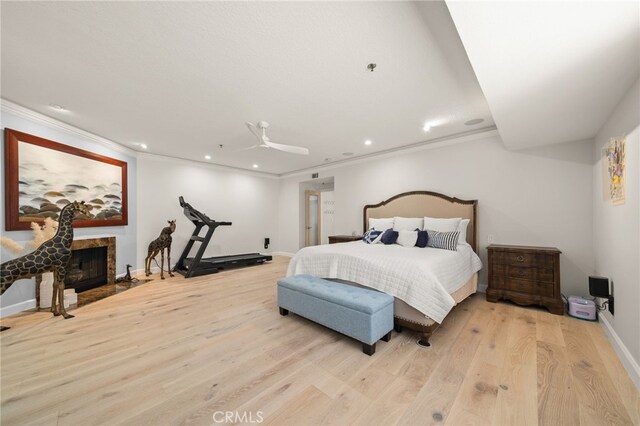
2,99,499,180
1,99,139,156
137,151,280,179
278,126,499,179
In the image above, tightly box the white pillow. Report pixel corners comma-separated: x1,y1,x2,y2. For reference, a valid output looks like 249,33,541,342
457,219,470,245
369,217,394,232
423,216,462,232
393,217,423,231
397,230,418,248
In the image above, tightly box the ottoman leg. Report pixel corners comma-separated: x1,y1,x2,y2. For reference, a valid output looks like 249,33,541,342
363,342,376,356
381,331,391,342
394,323,402,333
279,307,289,316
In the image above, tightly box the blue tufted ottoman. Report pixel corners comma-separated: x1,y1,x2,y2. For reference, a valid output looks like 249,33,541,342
277,274,394,355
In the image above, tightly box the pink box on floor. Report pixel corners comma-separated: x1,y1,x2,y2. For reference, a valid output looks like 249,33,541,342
567,296,597,321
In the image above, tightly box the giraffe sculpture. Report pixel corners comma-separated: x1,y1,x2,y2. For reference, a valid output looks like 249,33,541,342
1,201,91,322
145,220,176,280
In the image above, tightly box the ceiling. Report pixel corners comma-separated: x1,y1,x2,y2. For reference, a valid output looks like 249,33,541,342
447,0,640,149
1,1,494,175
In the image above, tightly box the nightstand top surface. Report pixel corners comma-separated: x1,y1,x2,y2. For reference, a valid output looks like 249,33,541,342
487,244,561,254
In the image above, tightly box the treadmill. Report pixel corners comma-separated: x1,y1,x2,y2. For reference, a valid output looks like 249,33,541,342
173,196,272,278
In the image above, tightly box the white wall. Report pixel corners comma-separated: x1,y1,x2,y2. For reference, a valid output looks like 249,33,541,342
0,109,137,314
136,154,279,270
592,78,639,370
278,133,594,295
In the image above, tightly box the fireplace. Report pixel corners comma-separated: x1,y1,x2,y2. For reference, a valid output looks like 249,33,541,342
64,237,116,292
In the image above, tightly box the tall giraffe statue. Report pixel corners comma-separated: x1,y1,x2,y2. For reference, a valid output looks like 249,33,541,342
145,220,176,280
1,201,91,323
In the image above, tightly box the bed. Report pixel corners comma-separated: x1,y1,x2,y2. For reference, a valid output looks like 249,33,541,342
286,190,482,346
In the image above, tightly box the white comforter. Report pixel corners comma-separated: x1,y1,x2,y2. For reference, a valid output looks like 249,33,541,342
286,241,483,323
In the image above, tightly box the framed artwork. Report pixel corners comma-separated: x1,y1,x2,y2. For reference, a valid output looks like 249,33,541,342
4,128,128,230
601,136,625,206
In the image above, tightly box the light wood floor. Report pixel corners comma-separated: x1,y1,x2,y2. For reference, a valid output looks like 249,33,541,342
1,256,638,425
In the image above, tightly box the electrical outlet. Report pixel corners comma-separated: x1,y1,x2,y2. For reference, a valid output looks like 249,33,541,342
487,234,495,244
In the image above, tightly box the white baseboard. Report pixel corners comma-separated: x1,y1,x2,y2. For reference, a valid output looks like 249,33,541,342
0,298,37,318
599,314,640,390
272,252,295,257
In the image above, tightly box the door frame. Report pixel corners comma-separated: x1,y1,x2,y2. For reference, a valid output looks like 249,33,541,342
305,190,321,246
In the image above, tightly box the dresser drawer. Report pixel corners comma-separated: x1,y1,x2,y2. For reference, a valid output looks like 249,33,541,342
495,277,555,297
494,265,554,283
492,251,554,268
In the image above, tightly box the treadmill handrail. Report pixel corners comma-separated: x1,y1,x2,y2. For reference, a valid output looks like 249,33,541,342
179,196,231,226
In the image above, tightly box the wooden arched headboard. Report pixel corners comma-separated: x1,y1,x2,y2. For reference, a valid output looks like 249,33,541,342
363,191,478,252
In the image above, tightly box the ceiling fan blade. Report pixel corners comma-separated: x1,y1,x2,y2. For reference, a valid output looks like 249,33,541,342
263,140,309,155
245,122,262,140
236,144,260,152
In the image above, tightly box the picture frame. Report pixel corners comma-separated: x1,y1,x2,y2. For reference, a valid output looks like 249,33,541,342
4,128,128,231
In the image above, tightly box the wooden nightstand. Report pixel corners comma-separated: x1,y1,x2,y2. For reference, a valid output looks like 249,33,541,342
328,235,362,244
486,244,564,315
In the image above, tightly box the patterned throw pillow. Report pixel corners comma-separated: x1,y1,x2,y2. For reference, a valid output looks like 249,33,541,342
363,228,383,244
426,229,460,251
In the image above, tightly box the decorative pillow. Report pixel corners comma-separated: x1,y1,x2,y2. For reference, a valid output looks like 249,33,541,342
423,217,461,233
457,219,470,245
415,229,429,248
426,229,460,251
397,230,418,247
393,217,424,232
363,228,383,244
369,218,394,232
380,229,399,245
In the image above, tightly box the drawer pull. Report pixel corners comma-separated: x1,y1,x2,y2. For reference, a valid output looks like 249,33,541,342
516,270,526,276
516,255,525,262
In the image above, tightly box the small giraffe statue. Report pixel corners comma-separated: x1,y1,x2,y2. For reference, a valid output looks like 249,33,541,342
145,220,176,280
1,201,91,322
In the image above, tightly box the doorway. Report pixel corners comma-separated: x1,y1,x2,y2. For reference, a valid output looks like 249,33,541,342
299,177,335,248
305,190,320,246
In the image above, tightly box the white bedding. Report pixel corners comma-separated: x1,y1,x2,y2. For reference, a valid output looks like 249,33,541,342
286,241,483,323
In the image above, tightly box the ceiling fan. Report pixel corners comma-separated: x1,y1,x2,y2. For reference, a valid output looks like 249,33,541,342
244,121,309,155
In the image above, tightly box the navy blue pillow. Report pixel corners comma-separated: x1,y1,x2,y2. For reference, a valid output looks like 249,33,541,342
381,229,399,245
415,229,429,248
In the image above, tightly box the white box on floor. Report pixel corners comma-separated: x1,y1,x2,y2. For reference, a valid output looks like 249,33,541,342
64,289,78,306
39,277,76,309
39,273,54,309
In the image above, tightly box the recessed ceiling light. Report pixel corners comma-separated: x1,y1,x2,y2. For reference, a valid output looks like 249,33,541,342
204,155,211,160
252,164,259,168
342,152,353,156
364,140,372,146
422,123,432,132
49,104,67,111
464,118,485,126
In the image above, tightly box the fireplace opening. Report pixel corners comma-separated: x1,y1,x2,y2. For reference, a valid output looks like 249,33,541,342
65,246,108,292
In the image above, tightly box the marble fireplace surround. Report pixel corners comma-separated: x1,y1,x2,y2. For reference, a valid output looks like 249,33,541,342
71,237,116,286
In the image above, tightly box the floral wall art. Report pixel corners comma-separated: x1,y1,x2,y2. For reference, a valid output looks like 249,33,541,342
602,136,626,206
